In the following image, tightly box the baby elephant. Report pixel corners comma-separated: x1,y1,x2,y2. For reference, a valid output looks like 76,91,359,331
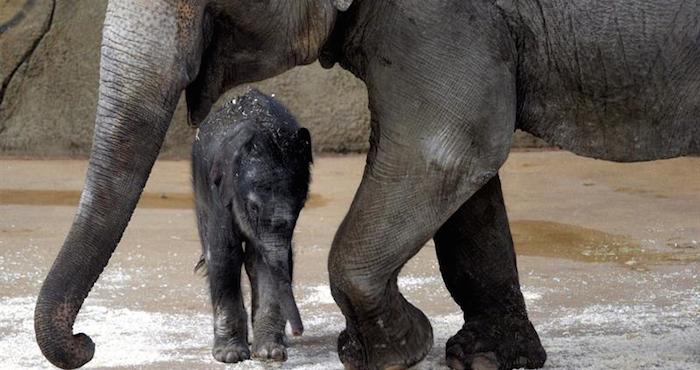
192,89,312,363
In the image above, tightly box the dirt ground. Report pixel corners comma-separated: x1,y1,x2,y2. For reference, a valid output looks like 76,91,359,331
1,151,698,369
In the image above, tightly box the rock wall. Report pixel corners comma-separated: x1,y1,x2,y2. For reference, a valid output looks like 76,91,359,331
0,0,546,158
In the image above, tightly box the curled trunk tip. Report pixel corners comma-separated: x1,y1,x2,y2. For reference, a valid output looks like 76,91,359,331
35,298,95,369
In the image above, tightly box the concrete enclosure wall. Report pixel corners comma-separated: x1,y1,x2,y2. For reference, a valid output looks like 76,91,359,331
0,0,546,157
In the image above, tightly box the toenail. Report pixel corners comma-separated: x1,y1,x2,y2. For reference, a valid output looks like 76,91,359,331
225,352,237,363
271,348,284,360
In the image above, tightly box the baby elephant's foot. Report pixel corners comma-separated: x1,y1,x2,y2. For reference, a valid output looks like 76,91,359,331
445,316,546,370
252,333,288,362
212,337,250,364
338,299,433,370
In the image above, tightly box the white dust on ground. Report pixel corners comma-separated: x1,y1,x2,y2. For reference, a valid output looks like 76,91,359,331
2,267,699,369
2,154,699,369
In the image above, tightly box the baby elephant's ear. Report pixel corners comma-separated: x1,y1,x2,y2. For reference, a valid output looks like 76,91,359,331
209,161,224,187
296,128,313,164
228,121,257,154
210,122,256,190
331,0,353,11
213,122,258,238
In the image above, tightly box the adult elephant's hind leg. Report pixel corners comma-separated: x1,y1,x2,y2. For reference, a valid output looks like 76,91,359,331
434,175,546,370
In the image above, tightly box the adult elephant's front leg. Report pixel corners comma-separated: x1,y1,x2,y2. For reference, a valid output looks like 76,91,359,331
329,124,512,369
329,22,516,370
326,2,525,367
434,175,546,370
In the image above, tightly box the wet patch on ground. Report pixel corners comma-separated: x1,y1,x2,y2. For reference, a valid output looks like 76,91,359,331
614,186,670,199
512,220,700,269
0,189,327,209
0,189,194,208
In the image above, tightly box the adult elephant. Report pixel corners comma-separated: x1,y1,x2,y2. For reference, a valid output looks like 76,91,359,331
35,0,699,369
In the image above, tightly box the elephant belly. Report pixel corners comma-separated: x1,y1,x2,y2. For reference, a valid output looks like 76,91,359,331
501,0,700,161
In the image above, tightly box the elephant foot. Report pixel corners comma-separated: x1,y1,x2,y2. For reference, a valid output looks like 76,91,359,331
445,316,546,370
252,332,288,362
212,336,250,363
338,300,433,370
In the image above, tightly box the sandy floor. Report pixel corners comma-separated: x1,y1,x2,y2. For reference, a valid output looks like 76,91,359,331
1,152,699,369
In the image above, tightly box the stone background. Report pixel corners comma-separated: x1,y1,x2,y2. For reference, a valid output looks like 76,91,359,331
0,0,546,158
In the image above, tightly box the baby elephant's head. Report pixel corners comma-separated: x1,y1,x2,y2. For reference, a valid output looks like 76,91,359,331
235,126,312,249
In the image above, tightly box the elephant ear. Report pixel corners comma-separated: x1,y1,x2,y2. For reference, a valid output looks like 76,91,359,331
331,0,353,11
292,128,313,201
210,122,258,239
296,128,313,165
210,121,256,189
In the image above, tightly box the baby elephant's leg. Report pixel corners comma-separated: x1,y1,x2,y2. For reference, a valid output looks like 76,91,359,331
245,248,291,361
198,212,249,363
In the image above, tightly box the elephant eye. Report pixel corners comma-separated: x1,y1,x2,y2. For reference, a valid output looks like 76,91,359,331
246,192,262,221
247,201,259,218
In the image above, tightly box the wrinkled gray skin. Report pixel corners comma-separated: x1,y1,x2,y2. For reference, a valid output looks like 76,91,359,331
35,0,699,369
192,89,312,363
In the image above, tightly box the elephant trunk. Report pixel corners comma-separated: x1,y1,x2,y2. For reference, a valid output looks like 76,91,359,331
34,1,204,368
280,280,304,336
264,243,304,336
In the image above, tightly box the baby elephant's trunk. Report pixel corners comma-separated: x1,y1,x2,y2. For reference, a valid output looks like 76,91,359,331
280,282,304,336
266,249,304,336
